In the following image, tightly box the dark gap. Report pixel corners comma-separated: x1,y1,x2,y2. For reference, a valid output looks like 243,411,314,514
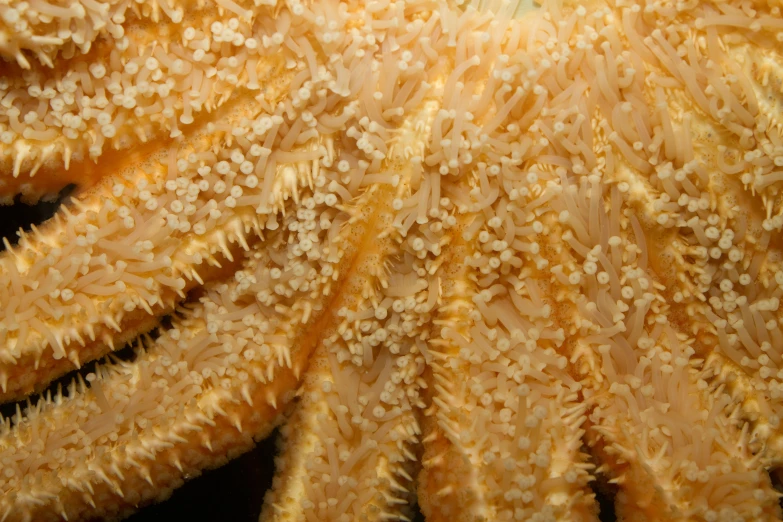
0,331,157,427
158,314,175,332
0,318,166,426
0,184,76,251
127,428,281,522
769,468,783,512
411,503,425,522
592,471,618,522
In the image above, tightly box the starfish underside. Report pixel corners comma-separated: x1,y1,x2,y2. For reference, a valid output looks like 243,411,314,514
1,0,783,520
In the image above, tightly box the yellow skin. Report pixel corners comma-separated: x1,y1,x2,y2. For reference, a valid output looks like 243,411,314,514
0,0,782,521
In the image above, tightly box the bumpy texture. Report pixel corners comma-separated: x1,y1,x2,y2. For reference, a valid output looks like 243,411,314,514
0,0,783,520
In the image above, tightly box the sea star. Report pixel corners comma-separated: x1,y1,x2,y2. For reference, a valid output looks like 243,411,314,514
1,0,783,520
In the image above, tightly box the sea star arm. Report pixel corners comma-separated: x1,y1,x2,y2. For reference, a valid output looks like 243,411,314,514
0,9,453,510
260,84,451,521
583,328,782,521
524,0,783,516
261,252,425,522
592,2,783,486
2,0,783,520
0,0,186,69
545,171,782,519
0,0,290,202
417,212,597,521
0,176,374,520
1,0,396,403
0,93,306,403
